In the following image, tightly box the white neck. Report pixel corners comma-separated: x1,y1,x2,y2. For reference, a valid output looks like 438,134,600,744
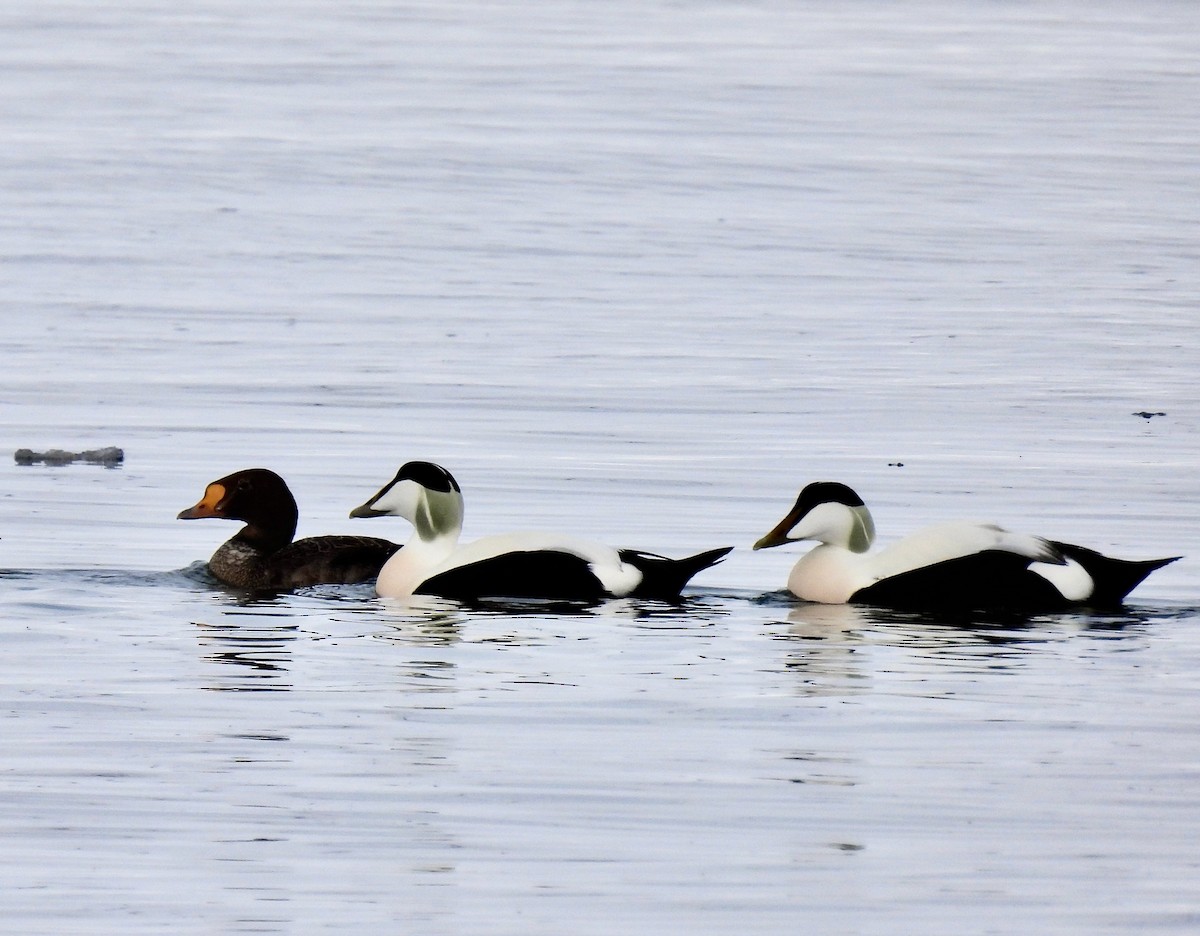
368,482,466,598
376,527,460,598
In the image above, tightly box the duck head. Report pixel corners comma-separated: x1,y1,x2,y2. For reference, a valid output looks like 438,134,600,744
177,468,299,551
753,481,876,553
350,461,464,543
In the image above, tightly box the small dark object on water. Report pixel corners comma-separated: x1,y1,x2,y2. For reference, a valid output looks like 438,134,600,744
1133,411,1166,420
14,446,124,467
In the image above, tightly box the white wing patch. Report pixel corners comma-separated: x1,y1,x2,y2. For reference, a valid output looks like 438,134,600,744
1029,558,1094,602
869,521,1062,582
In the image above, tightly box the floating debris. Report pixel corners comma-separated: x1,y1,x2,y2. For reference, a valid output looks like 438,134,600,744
14,446,124,467
1132,411,1166,420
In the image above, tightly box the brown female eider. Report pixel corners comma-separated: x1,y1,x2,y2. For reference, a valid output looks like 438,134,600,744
179,468,399,590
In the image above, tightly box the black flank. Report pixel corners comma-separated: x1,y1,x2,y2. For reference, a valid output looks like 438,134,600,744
417,551,610,601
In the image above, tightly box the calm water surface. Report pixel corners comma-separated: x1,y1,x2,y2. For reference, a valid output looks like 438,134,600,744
3,1,1199,933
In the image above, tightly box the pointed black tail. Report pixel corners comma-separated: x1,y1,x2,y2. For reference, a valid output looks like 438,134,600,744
1052,541,1180,606
622,546,733,600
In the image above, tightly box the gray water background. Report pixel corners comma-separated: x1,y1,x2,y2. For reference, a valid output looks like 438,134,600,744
3,2,1199,933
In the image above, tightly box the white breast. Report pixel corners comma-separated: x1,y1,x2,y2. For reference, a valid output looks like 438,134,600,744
787,545,873,603
376,528,464,598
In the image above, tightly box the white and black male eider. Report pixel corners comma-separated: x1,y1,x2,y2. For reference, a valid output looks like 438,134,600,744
179,468,400,591
753,481,1178,611
349,461,732,601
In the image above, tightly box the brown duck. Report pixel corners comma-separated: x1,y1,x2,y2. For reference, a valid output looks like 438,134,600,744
178,468,399,590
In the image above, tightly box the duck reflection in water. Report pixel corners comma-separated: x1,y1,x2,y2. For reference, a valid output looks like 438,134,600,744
768,597,1162,699
195,618,298,692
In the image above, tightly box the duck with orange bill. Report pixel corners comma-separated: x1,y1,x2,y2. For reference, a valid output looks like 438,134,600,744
179,468,399,590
